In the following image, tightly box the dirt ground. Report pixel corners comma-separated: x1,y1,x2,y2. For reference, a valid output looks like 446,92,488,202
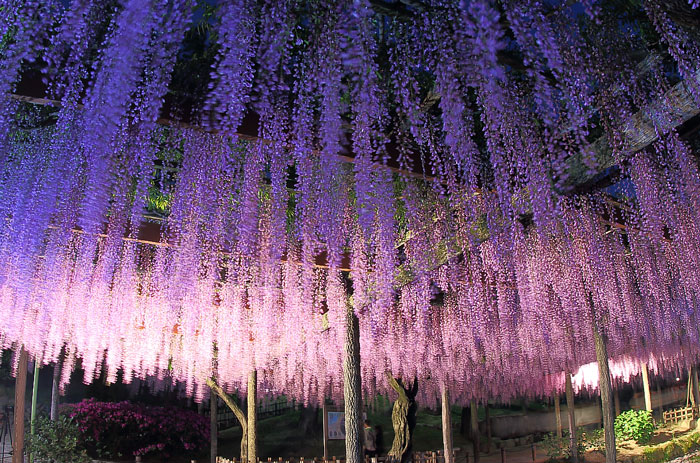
582,420,698,462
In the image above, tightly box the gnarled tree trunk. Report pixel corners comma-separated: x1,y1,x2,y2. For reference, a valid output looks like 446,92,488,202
386,372,418,463
207,378,248,462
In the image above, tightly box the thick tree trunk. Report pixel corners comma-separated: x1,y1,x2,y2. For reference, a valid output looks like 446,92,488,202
50,359,61,421
470,400,479,463
344,303,363,463
565,373,578,463
593,324,616,463
13,347,28,463
387,372,418,463
207,378,248,461
641,363,652,412
211,391,218,463
248,370,257,463
441,386,454,463
554,392,562,438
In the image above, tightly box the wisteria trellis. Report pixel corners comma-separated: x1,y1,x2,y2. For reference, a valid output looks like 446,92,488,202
1,0,700,406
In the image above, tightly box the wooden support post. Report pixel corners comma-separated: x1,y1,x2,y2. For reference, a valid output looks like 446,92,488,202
211,392,218,463
441,385,454,463
50,358,61,421
344,302,362,463
470,400,479,463
553,392,562,438
485,403,491,454
614,390,621,418
500,448,505,463
247,370,257,463
460,407,468,437
692,367,700,428
565,373,578,463
13,347,28,463
641,363,652,412
656,382,664,417
322,402,329,461
29,361,39,463
593,323,616,463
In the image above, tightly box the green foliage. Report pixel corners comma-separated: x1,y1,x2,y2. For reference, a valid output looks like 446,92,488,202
641,432,700,463
541,428,608,462
615,409,655,444
541,431,569,461
581,428,606,453
25,417,91,463
541,429,587,461
146,185,172,215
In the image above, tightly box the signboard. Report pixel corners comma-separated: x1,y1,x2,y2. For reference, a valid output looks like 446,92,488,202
327,411,346,440
322,404,367,460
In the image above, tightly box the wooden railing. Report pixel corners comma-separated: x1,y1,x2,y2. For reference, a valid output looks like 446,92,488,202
663,406,698,424
215,443,546,463
217,449,463,463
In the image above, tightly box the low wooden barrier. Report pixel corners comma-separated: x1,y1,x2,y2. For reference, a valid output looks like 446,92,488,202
215,444,550,463
217,449,462,463
663,406,698,424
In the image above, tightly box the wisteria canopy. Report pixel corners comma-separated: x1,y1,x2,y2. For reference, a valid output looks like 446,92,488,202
1,0,700,407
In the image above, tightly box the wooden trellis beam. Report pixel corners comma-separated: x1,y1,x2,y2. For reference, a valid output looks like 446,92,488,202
561,68,700,192
11,68,700,195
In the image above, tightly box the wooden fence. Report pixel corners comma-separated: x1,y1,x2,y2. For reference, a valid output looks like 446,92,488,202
663,406,698,424
215,443,545,463
216,449,466,463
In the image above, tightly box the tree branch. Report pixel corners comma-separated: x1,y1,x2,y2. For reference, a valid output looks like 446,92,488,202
385,371,409,401
206,377,247,432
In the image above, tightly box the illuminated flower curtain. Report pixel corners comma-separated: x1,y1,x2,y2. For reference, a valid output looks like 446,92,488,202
0,0,700,404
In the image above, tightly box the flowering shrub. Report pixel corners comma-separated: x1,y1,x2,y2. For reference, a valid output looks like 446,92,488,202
64,399,209,459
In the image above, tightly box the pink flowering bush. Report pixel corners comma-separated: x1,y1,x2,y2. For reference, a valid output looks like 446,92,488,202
64,399,209,459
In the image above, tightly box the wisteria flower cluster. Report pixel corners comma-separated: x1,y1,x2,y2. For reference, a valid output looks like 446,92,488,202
0,0,699,406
